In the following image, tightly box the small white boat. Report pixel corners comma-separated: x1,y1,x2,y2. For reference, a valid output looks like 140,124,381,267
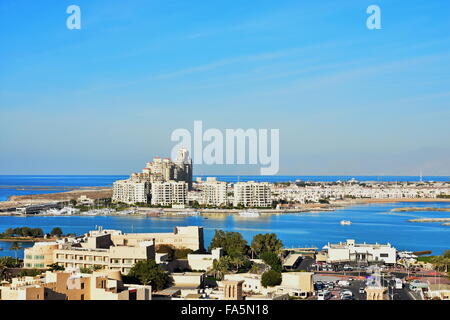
238,210,260,217
176,211,200,216
340,220,352,225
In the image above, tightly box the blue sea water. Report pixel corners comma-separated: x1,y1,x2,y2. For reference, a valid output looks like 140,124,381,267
0,176,449,259
0,175,127,201
0,201,449,258
1,175,448,201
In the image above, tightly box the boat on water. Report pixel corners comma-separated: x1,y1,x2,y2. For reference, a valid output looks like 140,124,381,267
176,211,200,216
238,209,260,217
43,207,80,216
340,220,352,225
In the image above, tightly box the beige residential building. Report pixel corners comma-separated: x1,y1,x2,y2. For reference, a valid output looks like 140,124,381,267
112,178,151,204
53,242,155,275
171,272,205,288
275,272,314,298
223,271,314,298
233,181,272,207
200,178,228,206
24,242,59,269
0,270,151,300
111,226,205,251
151,181,188,206
24,226,204,273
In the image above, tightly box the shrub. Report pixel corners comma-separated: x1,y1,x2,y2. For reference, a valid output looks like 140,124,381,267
261,270,282,287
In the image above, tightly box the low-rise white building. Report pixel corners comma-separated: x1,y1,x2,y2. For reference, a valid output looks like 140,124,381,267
325,239,397,264
187,248,223,271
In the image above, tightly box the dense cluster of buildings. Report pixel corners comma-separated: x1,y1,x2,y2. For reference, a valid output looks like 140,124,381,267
112,151,274,207
23,226,204,274
112,149,192,205
1,226,317,300
2,226,449,300
112,155,448,208
0,269,151,300
271,181,450,204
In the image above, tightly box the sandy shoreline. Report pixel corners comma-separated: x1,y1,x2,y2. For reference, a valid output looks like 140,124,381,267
0,188,113,211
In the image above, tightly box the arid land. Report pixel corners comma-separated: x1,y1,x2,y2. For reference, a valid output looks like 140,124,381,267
0,188,112,212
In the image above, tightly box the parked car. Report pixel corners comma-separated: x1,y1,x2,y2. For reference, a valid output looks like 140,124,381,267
317,290,332,300
315,281,324,290
343,265,353,271
337,280,350,287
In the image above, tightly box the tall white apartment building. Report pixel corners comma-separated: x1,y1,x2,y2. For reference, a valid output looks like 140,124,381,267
233,181,272,207
112,179,151,204
151,181,188,206
201,177,228,206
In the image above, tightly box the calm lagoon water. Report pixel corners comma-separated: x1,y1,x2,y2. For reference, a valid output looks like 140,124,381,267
1,201,449,258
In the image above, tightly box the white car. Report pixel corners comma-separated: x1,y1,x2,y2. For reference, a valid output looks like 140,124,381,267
337,280,350,287
340,290,353,297
317,290,332,300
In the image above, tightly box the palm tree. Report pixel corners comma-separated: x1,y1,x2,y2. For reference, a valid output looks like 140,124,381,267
231,256,245,272
210,257,231,280
9,242,21,262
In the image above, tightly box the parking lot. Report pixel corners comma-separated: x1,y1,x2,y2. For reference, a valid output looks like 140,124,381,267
308,261,415,300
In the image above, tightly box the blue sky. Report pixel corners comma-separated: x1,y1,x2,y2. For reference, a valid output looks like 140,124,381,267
0,0,449,175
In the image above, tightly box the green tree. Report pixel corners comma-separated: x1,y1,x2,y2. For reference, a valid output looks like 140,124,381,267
50,227,63,237
208,230,248,258
261,270,282,287
0,256,21,268
18,269,42,277
30,228,44,237
47,263,65,271
3,228,14,237
210,256,232,280
443,250,450,259
9,242,21,260
250,233,283,257
127,260,170,290
249,263,261,274
174,248,194,259
230,256,247,272
260,252,282,272
155,244,175,260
